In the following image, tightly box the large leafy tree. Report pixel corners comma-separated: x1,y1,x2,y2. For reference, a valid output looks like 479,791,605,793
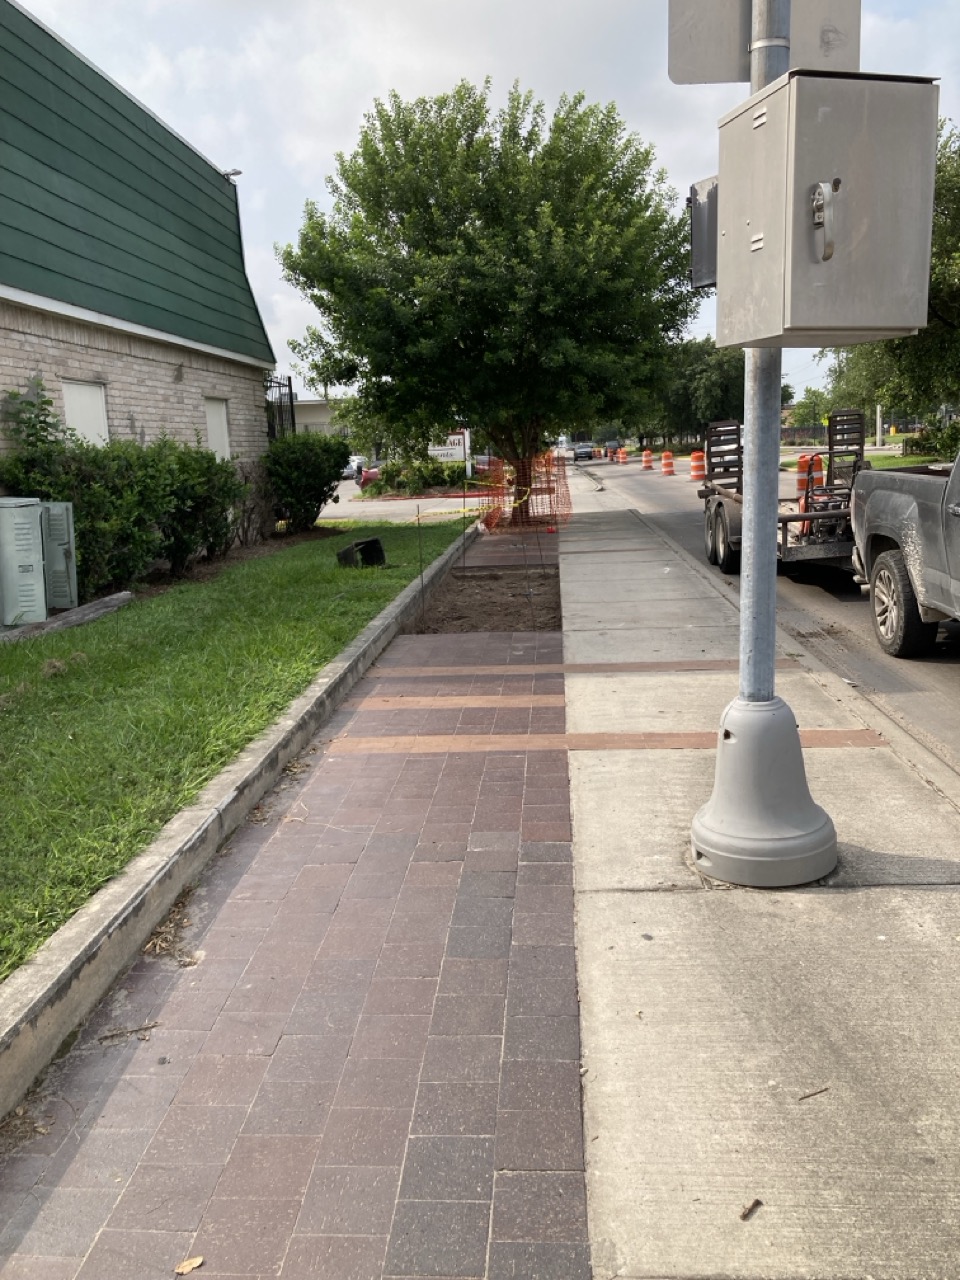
653,339,793,445
279,81,695,518
654,338,743,445
792,385,830,429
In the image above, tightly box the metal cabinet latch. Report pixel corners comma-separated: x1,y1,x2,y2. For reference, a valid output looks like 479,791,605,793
812,179,841,262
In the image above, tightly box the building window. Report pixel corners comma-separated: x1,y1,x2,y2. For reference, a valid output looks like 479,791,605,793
204,397,231,460
62,380,108,445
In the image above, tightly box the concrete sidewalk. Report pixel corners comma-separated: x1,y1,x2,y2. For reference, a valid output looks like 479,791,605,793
567,494,960,1279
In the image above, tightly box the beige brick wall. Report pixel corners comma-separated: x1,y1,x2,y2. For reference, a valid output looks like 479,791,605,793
0,300,271,459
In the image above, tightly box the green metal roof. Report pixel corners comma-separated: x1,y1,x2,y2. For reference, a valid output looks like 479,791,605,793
0,0,275,364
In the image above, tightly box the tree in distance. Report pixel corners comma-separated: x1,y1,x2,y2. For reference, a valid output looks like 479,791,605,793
816,124,960,454
652,337,794,448
279,80,696,521
654,337,744,446
791,385,831,430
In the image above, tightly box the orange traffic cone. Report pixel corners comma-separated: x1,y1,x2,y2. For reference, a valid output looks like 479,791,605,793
661,451,675,476
641,450,653,470
690,451,706,482
796,454,810,499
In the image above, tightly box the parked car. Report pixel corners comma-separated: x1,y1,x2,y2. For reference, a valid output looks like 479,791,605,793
358,465,381,490
343,454,366,479
852,452,960,656
571,442,595,462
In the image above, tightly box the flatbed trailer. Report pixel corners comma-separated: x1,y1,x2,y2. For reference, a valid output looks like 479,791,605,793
698,412,865,575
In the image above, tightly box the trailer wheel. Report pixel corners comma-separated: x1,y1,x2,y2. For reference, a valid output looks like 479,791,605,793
704,505,718,564
715,505,741,575
870,550,937,658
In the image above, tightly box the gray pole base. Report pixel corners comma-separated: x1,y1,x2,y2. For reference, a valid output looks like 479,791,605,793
691,696,838,887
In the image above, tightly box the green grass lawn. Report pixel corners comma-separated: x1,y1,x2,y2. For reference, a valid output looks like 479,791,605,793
0,520,464,981
780,453,942,471
863,454,942,470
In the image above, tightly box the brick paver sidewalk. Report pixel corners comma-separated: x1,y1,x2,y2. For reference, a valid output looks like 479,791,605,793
0,629,589,1280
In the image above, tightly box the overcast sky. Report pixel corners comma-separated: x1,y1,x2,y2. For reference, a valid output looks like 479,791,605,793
19,0,959,400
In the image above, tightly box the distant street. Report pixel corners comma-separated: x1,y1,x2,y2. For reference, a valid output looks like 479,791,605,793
581,456,960,772
319,480,482,524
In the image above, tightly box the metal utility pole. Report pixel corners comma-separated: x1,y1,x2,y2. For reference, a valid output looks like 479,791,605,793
740,0,788,705
691,0,838,887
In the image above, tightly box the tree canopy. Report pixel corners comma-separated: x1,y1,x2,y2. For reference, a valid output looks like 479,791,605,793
791,385,830,429
652,338,793,443
654,338,744,439
279,81,696,469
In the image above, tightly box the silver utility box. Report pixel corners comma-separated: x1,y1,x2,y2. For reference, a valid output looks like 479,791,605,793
716,70,939,349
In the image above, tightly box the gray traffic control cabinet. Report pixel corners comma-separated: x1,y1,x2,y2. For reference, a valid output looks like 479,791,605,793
41,502,78,612
0,497,46,626
716,70,939,348
689,176,719,289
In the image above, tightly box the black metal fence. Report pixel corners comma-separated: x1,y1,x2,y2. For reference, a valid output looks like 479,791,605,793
265,374,297,441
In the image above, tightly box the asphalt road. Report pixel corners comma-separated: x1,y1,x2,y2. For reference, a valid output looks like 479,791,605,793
585,457,960,774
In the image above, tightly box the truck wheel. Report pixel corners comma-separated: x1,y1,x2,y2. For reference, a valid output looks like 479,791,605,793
870,549,937,658
715,506,741,575
704,506,718,564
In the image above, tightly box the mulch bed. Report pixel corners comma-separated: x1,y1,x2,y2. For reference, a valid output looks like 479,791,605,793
412,565,561,633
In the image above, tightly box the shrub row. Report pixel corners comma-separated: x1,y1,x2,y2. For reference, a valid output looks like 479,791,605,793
0,381,349,603
368,458,468,494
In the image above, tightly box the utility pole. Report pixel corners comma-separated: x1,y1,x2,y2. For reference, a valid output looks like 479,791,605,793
876,403,883,450
673,0,935,884
741,0,788,708
690,0,838,887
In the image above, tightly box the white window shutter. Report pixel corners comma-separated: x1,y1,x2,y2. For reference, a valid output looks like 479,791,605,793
204,397,231,460
41,502,78,610
62,381,109,445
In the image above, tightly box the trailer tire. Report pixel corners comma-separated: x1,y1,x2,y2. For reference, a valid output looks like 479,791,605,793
715,505,741,575
870,549,937,658
704,505,718,564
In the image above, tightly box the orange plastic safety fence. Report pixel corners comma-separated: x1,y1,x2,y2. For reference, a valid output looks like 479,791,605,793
477,452,571,530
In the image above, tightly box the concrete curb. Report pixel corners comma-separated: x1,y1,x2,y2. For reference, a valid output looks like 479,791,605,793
0,522,480,1120
0,591,134,645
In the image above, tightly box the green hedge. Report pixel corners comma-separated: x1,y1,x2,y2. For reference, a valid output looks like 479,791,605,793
0,381,244,600
367,459,468,494
264,433,350,532
0,383,356,600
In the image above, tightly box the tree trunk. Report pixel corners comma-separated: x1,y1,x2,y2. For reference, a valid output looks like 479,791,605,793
510,456,535,526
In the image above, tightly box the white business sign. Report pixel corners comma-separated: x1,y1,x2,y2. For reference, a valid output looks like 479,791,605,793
428,430,471,476
668,0,861,84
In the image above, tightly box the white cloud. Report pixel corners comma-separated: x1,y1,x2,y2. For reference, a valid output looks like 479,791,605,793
17,0,958,396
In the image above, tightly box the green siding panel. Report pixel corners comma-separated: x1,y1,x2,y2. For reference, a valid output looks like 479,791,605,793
0,1,274,363
0,141,251,293
0,206,270,347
